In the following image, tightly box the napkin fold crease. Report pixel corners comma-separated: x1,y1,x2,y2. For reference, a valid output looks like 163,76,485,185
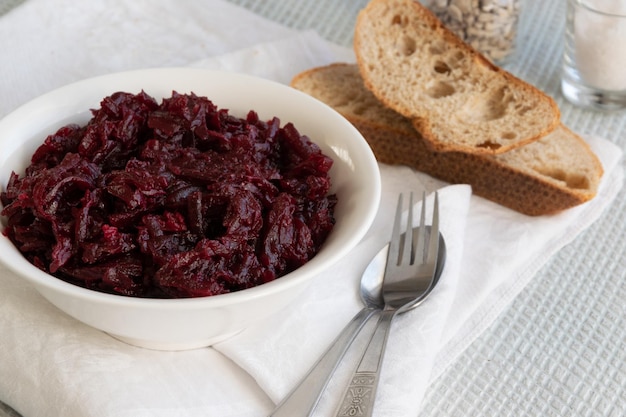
0,1,623,417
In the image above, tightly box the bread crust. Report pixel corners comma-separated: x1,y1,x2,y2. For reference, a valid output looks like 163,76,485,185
291,63,602,216
353,120,600,215
354,0,560,155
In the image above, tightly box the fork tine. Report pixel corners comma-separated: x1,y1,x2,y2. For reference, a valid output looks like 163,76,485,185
387,193,403,267
413,192,427,264
401,192,413,265
426,192,440,266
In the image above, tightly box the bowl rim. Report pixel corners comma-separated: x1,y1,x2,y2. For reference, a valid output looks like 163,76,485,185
0,67,382,308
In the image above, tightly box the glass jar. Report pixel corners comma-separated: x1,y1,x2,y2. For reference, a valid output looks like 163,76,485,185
561,0,626,110
426,0,522,65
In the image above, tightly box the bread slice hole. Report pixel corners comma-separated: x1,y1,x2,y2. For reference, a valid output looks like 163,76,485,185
515,104,533,116
445,52,465,69
459,86,511,122
426,81,456,98
535,168,590,190
433,60,451,75
391,14,408,27
501,131,517,140
477,141,502,151
397,35,417,56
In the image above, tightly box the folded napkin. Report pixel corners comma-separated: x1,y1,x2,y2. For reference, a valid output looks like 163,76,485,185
0,1,624,417
217,180,473,417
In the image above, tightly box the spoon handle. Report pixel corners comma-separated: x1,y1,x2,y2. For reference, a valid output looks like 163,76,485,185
269,307,377,417
335,308,395,417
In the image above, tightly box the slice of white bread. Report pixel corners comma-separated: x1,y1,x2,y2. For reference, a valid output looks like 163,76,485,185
290,63,603,216
353,0,560,155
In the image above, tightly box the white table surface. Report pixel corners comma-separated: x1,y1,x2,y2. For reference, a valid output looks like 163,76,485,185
1,0,625,416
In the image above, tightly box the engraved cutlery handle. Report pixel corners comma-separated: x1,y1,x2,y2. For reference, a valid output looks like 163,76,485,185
270,307,377,417
335,309,395,417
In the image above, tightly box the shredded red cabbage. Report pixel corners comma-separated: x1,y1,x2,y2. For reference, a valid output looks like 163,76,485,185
1,91,336,298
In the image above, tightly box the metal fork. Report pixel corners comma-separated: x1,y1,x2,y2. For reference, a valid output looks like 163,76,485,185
334,192,441,417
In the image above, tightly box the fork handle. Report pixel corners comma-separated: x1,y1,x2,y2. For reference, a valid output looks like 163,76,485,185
335,308,395,417
269,307,377,417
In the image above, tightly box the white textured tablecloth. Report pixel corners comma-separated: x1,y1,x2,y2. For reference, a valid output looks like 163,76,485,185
0,1,623,416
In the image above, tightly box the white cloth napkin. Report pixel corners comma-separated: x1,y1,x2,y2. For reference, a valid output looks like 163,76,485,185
0,1,624,417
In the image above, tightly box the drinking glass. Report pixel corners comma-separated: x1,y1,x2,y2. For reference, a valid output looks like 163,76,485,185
562,0,626,110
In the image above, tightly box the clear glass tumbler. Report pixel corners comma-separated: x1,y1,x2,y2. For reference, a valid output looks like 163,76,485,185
562,0,626,110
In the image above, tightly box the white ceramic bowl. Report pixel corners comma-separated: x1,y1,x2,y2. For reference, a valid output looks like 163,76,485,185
0,68,381,350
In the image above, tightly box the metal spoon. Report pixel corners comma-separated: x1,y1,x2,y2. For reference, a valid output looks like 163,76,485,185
269,227,446,417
